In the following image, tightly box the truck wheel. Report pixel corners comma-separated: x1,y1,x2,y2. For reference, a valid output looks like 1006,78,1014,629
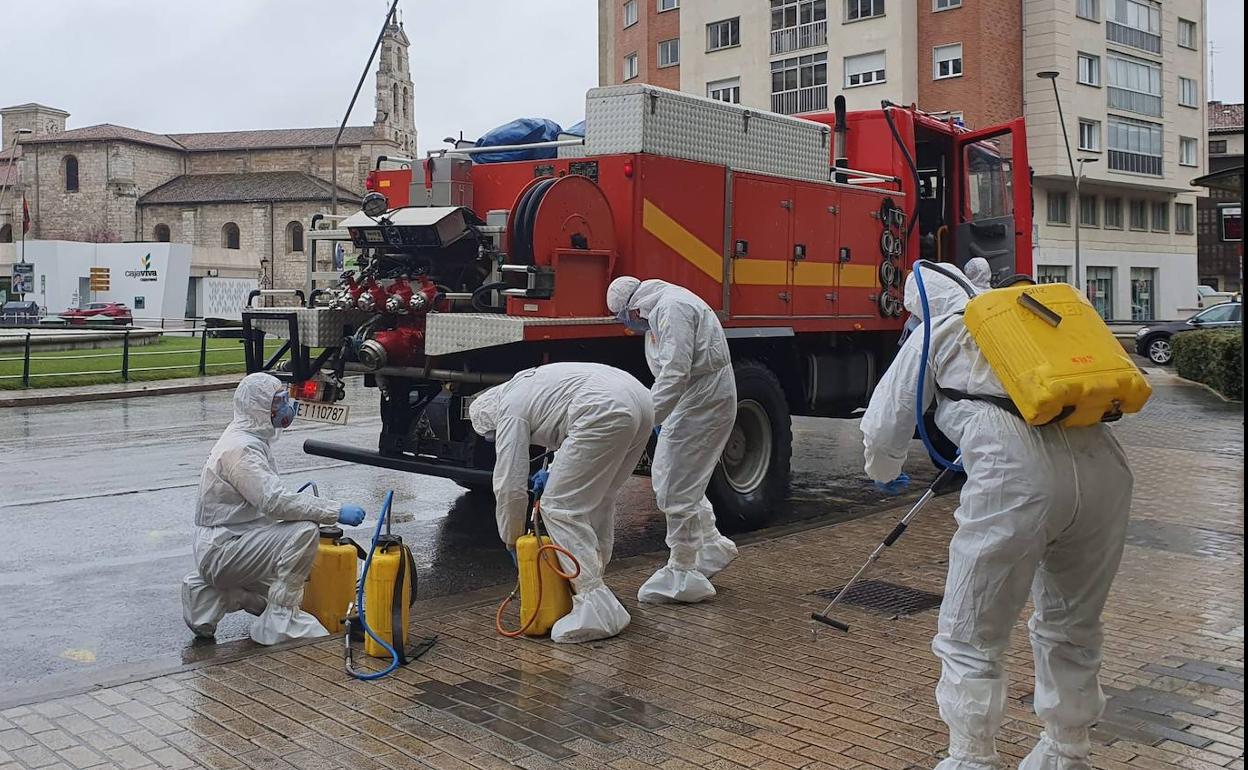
707,360,792,531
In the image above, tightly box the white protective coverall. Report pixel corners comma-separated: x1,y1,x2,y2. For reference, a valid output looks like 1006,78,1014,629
182,373,342,645
860,266,1133,770
606,277,739,604
468,362,653,643
963,257,992,291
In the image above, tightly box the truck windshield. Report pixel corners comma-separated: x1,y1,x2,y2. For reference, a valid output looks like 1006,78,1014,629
965,140,1014,222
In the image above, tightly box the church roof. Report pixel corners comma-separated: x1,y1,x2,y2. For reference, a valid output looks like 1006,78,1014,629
21,123,379,152
1208,102,1244,134
138,171,362,206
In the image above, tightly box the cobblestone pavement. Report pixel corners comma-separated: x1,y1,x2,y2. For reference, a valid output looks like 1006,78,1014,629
1,371,1242,770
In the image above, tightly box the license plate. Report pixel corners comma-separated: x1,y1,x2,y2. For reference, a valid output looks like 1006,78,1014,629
295,401,350,426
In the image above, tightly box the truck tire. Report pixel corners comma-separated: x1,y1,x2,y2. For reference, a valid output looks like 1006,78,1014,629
706,360,792,531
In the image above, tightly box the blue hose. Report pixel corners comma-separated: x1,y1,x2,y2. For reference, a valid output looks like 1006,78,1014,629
349,490,401,681
912,263,964,473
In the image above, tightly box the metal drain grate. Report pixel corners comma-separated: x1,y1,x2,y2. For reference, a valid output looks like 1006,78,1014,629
811,580,942,616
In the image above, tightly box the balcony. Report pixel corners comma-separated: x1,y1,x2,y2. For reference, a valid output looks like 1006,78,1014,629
1106,22,1161,54
771,85,829,115
1109,150,1163,176
1107,87,1162,117
771,21,827,55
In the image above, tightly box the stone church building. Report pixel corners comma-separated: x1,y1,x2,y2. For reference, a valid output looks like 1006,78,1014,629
1,19,416,291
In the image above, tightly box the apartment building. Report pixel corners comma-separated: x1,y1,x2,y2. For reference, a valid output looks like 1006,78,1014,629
1197,101,1243,291
598,0,1206,320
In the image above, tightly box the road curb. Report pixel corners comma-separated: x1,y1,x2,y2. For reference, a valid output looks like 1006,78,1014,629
0,377,241,408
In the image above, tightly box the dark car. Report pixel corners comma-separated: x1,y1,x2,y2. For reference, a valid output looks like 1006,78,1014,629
59,301,133,326
1135,301,1242,365
1,300,41,326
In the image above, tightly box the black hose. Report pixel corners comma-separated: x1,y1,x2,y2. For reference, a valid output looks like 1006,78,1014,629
471,281,509,313
881,103,922,243
914,259,976,298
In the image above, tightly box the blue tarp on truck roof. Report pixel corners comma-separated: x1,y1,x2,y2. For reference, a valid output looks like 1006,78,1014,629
471,118,563,164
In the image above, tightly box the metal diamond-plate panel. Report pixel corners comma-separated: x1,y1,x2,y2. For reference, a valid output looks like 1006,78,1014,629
811,580,943,616
583,84,831,182
425,313,617,356
248,308,370,347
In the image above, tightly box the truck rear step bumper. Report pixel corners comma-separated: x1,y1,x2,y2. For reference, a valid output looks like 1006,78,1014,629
303,439,493,486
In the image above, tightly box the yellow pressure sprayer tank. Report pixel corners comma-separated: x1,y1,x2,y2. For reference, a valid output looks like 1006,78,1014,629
515,532,574,637
363,534,415,658
963,282,1152,427
303,526,361,634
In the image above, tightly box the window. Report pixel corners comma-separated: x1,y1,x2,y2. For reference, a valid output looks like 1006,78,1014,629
846,0,884,21
0,224,11,243
403,87,409,119
845,51,886,87
1086,266,1115,320
64,155,79,193
1130,267,1155,321
153,224,170,242
658,0,678,10
1151,201,1169,232
934,0,961,9
707,18,740,51
1107,54,1161,116
623,0,637,27
286,221,305,253
392,83,400,117
222,222,241,250
1078,53,1101,86
1108,116,1163,176
658,38,680,67
1078,119,1101,151
1080,194,1099,227
1175,203,1194,234
708,78,741,103
1104,197,1124,228
1180,136,1198,167
1178,77,1198,108
771,52,828,114
1195,303,1240,323
1047,190,1070,224
1210,140,1228,154
1129,199,1149,230
1178,18,1197,49
1106,0,1161,54
933,43,963,79
1219,204,1241,242
1037,265,1069,284
770,0,828,54
623,53,639,81
1077,0,1099,20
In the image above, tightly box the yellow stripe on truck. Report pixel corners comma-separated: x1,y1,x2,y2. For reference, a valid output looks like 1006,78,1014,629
642,199,721,279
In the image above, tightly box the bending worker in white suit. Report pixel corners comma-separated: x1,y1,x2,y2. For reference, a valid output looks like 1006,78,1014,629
606,277,739,604
182,373,367,645
469,362,653,643
861,264,1133,770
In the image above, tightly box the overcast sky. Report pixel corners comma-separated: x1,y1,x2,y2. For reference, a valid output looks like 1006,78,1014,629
0,0,1242,155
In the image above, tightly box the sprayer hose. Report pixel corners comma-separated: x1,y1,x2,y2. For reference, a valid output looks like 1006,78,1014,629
494,502,581,638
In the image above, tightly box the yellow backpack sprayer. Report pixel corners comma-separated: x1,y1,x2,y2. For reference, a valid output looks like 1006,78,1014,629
343,490,435,680
495,457,580,638
299,482,364,634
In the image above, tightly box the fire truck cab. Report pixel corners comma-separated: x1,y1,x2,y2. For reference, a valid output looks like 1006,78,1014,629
243,85,1031,529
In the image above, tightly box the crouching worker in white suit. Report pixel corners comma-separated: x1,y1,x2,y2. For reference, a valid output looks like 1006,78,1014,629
861,265,1133,770
469,362,654,643
182,373,368,645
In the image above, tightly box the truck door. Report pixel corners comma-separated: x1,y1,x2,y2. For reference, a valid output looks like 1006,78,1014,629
790,185,839,317
953,119,1031,282
730,176,793,317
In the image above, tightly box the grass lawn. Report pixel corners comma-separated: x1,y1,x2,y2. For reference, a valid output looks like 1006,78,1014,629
0,334,255,390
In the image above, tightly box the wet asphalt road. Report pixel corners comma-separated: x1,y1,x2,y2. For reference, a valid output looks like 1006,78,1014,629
0,385,940,701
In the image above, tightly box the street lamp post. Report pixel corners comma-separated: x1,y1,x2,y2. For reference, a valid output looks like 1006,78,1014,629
1073,156,1099,294
0,127,34,223
1036,71,1089,290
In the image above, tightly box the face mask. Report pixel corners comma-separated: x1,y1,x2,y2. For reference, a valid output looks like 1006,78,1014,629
272,393,296,429
615,306,650,333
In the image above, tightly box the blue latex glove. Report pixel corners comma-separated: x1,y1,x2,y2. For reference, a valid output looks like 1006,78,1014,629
507,547,517,568
530,468,550,496
654,425,662,438
337,504,366,527
873,473,910,496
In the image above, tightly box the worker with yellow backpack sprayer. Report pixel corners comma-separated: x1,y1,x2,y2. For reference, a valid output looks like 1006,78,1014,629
468,362,654,643
861,261,1146,770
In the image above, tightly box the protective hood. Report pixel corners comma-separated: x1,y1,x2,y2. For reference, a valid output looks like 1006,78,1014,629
904,264,975,321
623,279,672,319
231,372,284,444
468,385,504,437
606,276,641,314
964,258,992,291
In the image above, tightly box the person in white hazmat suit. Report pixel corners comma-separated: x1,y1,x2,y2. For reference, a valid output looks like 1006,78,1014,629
860,265,1133,770
182,373,368,645
468,362,653,643
606,277,739,604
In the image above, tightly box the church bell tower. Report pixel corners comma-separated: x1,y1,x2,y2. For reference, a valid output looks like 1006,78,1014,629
374,12,417,155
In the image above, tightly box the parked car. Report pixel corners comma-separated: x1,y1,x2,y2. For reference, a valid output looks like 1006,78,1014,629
1197,285,1237,308
59,302,133,326
1135,301,1242,365
1,300,41,326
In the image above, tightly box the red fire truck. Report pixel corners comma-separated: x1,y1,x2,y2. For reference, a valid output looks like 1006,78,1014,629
243,85,1031,528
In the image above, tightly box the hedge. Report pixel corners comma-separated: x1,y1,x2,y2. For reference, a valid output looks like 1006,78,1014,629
1171,328,1243,401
